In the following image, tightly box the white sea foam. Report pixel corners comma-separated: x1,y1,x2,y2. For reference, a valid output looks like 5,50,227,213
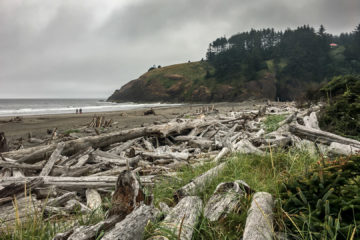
0,99,181,117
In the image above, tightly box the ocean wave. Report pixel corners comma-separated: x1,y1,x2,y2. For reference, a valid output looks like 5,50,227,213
0,102,181,117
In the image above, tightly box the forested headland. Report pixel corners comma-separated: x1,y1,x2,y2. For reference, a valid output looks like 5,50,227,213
108,24,360,102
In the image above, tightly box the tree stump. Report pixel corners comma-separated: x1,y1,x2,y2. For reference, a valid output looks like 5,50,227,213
0,132,9,153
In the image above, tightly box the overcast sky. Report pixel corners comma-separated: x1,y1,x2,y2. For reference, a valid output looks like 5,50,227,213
0,0,359,98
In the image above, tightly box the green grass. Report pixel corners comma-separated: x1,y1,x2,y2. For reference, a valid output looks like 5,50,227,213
263,114,287,133
63,129,80,135
142,61,215,89
147,148,320,239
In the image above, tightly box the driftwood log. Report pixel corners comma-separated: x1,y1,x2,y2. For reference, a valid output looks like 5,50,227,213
175,162,227,201
204,181,246,221
102,204,160,240
243,192,274,240
161,196,203,240
290,124,360,148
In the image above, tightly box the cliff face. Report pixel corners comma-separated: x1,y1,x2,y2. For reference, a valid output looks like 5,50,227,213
108,62,279,103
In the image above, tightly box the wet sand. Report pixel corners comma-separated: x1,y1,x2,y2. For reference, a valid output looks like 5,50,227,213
0,101,265,150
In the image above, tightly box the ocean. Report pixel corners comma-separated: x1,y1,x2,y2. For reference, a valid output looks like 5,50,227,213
0,99,181,117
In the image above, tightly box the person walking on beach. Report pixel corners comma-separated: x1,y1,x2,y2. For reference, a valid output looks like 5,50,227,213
76,109,79,114
79,108,82,114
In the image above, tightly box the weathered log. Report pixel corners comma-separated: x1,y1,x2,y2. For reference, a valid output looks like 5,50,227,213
89,167,127,177
86,189,102,210
303,112,320,129
175,162,227,201
0,195,42,224
189,138,213,149
64,199,91,213
65,215,122,240
289,124,360,148
40,142,65,176
235,139,264,155
29,137,44,144
108,170,146,219
62,147,93,166
0,177,43,198
243,192,274,240
328,142,360,155
161,196,203,240
0,160,43,170
47,192,77,207
107,138,139,155
142,151,189,161
204,181,245,221
102,204,160,240
214,147,230,163
3,119,219,163
278,112,297,127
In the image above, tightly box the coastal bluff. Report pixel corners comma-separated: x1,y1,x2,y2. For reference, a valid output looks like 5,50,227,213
107,61,277,103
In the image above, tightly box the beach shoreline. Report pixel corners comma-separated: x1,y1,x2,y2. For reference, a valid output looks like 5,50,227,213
0,101,267,151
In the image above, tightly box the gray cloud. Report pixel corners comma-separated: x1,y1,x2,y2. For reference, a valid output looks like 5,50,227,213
0,0,359,98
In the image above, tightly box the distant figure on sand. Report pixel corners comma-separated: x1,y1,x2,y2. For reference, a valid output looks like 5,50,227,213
76,109,79,114
79,108,82,114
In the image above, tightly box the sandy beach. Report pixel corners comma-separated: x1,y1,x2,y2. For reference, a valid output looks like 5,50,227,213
0,101,265,151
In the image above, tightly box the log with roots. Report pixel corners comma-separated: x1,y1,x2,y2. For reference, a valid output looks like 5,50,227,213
102,204,160,240
243,192,274,240
290,124,360,148
175,162,227,201
303,112,320,129
107,169,147,219
3,119,217,163
0,132,9,153
160,196,203,240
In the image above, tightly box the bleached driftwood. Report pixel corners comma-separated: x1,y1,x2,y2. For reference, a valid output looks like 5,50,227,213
86,189,102,210
328,142,360,155
47,192,77,207
40,142,65,176
204,181,245,221
66,215,121,240
303,112,320,129
161,196,203,240
0,177,43,198
3,119,218,163
175,162,227,201
0,195,42,224
290,124,360,148
214,147,230,163
102,204,160,240
243,192,274,240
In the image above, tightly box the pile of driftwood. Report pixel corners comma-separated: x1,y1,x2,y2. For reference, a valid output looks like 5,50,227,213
88,116,113,128
0,102,359,240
